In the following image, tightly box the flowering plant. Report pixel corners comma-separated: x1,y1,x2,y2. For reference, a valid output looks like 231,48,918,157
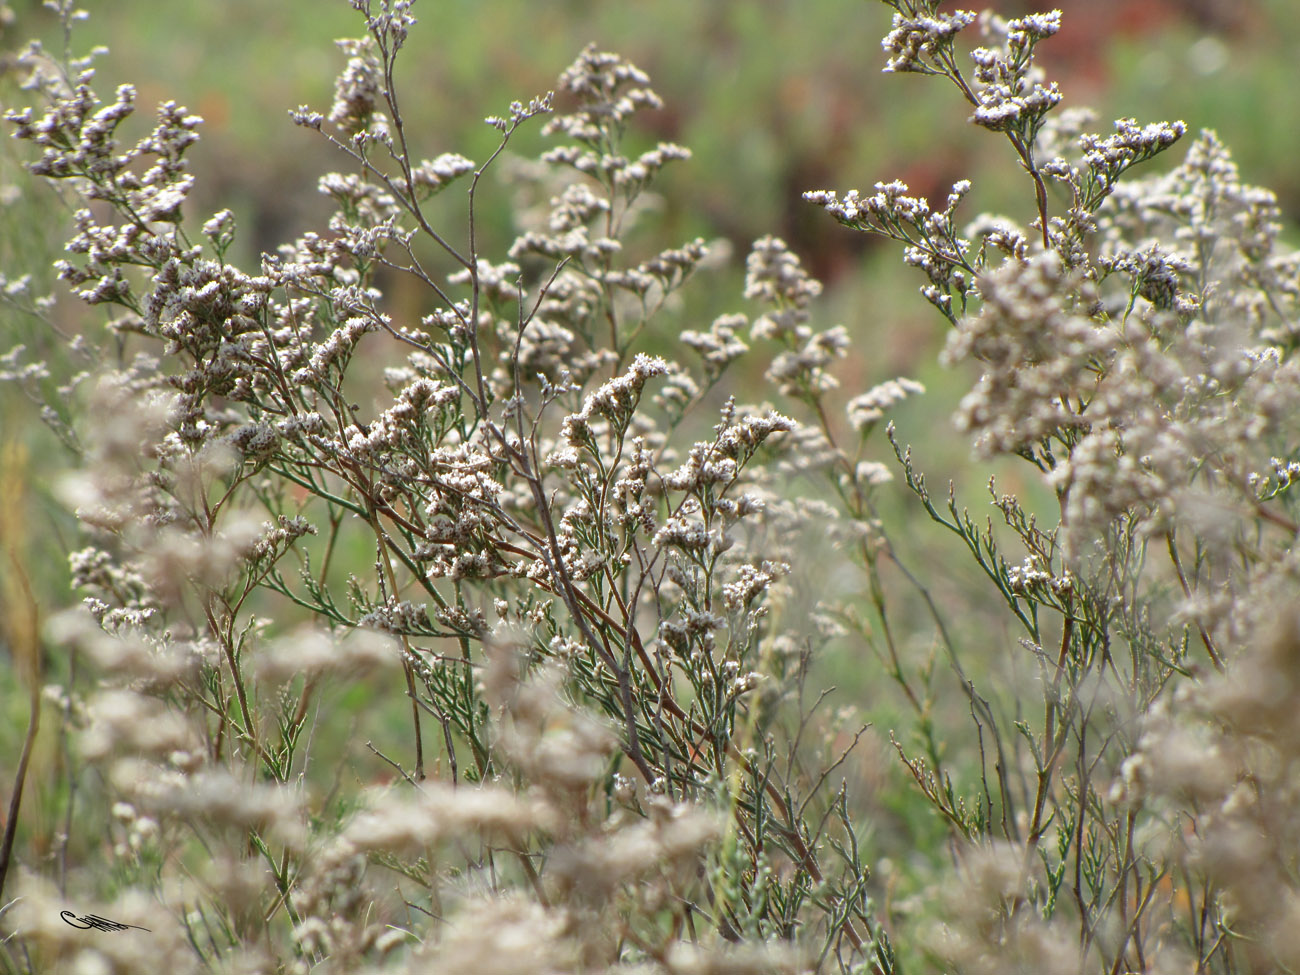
2,1,1298,973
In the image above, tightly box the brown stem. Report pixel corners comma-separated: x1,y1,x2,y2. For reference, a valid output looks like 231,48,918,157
490,535,867,949
1164,531,1225,673
0,674,39,903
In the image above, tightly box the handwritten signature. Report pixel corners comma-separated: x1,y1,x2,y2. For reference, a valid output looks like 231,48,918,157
60,911,151,933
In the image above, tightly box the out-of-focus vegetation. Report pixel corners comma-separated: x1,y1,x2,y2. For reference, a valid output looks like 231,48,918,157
1,3,1298,971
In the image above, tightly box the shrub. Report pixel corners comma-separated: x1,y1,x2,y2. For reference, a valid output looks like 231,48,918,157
2,1,1298,973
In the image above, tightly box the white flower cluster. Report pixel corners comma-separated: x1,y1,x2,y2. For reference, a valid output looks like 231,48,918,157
880,8,978,74
942,251,1111,457
744,235,823,339
681,313,750,379
546,44,662,136
557,352,669,447
1080,117,1188,192
1006,556,1073,598
328,37,383,135
968,11,1063,133
805,179,976,316
846,377,925,432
